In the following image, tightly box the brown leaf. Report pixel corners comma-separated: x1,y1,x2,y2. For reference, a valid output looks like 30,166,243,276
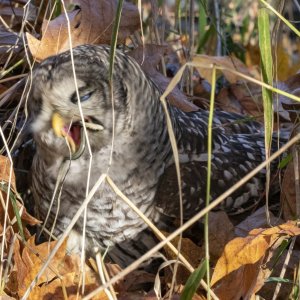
212,235,295,300
13,237,67,296
0,2,26,28
26,9,81,61
277,74,300,122
28,271,104,300
121,270,155,292
0,26,23,64
74,0,139,43
164,234,203,268
274,46,300,80
211,221,300,287
0,156,40,240
27,0,139,61
281,140,300,220
213,259,262,300
11,239,28,295
129,45,199,112
257,249,300,299
216,82,263,118
129,44,170,75
193,55,251,84
9,237,102,298
0,155,16,192
207,211,235,263
0,295,17,300
162,233,203,285
235,206,283,237
17,205,40,226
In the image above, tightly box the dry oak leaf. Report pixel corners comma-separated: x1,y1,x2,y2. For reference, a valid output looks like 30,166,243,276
281,130,300,221
0,26,24,64
10,237,101,299
26,271,105,300
212,258,262,300
207,211,235,263
193,55,251,84
0,156,40,233
0,155,17,192
235,206,282,238
211,221,300,287
11,237,67,296
0,295,16,300
26,9,80,62
27,0,139,61
216,82,263,118
129,44,199,112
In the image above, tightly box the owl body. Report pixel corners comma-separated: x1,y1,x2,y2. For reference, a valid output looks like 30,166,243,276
30,45,276,263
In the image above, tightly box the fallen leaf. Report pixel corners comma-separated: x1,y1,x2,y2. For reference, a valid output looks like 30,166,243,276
216,82,263,119
0,295,17,300
0,156,40,243
212,235,294,300
281,134,300,221
129,44,199,112
275,45,300,80
11,237,67,296
27,0,139,61
277,73,300,122
257,249,300,299
193,55,251,84
211,221,300,287
235,206,283,237
207,211,235,263
0,2,24,27
26,9,81,61
212,259,262,300
8,237,102,299
27,271,105,300
0,26,24,64
0,155,16,192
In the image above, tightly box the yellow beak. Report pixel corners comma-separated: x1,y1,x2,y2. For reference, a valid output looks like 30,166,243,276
51,112,76,153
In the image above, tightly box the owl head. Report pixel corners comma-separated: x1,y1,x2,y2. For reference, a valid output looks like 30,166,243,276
29,45,144,158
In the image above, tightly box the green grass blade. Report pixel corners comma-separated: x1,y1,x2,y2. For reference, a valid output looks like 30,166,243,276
259,0,300,37
109,0,124,82
0,183,25,241
180,259,207,300
203,65,217,300
258,8,273,155
258,8,273,223
266,277,294,284
278,153,292,169
53,0,61,18
270,238,290,269
197,0,207,53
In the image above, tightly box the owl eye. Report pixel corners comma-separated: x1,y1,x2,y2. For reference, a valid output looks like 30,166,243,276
80,91,94,102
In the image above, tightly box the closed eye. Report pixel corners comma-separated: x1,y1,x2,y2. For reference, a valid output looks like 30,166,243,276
80,91,94,102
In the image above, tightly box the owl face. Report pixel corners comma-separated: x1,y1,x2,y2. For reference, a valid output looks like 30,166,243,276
29,45,129,158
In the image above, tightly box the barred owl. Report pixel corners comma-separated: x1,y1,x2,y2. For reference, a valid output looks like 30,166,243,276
29,45,279,266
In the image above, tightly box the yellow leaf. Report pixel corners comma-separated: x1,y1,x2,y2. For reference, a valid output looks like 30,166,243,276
211,221,300,286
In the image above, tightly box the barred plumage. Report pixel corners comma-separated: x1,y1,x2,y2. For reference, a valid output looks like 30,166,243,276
29,44,281,266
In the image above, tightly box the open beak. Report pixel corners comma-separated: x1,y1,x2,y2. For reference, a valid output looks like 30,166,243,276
52,112,77,153
52,112,104,156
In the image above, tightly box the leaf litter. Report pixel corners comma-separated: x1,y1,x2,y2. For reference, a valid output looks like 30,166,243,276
2,0,300,299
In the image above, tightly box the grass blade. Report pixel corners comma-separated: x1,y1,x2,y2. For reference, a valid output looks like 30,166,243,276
258,8,273,224
109,0,124,81
180,259,207,300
